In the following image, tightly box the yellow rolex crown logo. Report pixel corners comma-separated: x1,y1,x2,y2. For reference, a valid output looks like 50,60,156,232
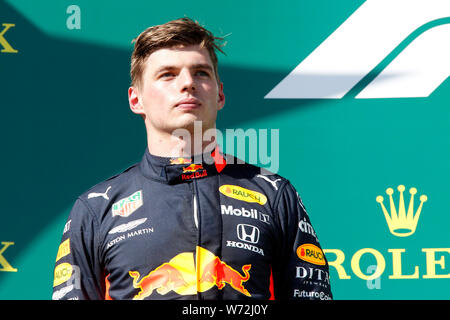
376,185,427,237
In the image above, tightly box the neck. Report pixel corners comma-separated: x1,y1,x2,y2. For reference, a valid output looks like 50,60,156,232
146,126,218,158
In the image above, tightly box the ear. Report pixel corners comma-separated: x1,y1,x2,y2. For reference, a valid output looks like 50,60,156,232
217,82,225,110
128,86,145,115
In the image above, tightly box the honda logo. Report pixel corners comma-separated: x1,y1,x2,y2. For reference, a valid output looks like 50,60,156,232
237,224,260,244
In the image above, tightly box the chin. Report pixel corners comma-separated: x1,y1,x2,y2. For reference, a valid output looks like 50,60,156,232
174,116,209,131
168,118,196,132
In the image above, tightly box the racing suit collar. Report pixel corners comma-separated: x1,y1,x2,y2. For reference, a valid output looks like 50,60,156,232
139,146,226,184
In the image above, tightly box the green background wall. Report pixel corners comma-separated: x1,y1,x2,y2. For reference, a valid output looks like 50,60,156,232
0,0,449,299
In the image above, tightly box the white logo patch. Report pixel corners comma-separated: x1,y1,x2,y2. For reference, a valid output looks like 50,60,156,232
88,186,112,200
108,218,148,234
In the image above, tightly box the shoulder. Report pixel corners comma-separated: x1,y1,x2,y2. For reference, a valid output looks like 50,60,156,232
220,154,293,206
74,163,141,220
80,163,139,197
222,153,290,186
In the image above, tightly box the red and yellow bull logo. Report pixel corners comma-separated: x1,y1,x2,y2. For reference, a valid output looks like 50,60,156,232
182,164,204,173
129,262,191,299
181,164,208,180
199,256,251,297
170,157,192,165
128,247,251,299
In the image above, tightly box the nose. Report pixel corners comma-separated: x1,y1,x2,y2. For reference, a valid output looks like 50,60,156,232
178,69,196,93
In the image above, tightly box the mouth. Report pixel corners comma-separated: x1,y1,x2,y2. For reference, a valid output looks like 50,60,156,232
175,97,201,110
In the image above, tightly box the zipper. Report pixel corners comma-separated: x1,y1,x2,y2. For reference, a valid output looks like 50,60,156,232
193,192,198,228
192,180,199,229
192,180,201,299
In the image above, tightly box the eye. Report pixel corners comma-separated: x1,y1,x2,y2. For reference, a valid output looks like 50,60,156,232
160,72,175,79
195,70,210,77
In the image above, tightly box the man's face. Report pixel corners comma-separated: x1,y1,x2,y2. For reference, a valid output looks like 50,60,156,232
129,44,225,136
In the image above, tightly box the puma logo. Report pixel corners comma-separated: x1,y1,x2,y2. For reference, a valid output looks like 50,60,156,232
88,186,112,200
256,174,282,191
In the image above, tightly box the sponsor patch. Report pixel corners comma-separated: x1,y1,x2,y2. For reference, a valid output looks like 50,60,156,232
226,240,264,256
112,190,143,217
108,218,148,234
181,164,208,180
170,157,192,164
56,238,70,262
88,186,112,200
219,185,267,205
53,263,73,287
221,205,270,224
63,220,71,235
182,164,204,173
296,244,326,266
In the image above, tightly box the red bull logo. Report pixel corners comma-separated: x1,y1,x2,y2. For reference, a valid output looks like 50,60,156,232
181,164,207,180
170,157,192,165
129,263,190,299
128,247,251,299
200,257,251,297
182,164,204,173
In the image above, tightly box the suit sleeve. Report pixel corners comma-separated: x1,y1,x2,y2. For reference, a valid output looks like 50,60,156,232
272,181,333,300
52,198,105,300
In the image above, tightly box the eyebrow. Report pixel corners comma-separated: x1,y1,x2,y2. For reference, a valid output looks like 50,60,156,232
154,63,214,75
191,64,214,72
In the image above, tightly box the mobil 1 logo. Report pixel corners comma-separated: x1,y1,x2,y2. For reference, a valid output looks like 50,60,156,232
221,205,270,224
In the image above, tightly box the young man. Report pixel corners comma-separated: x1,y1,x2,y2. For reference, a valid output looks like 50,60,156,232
52,17,332,300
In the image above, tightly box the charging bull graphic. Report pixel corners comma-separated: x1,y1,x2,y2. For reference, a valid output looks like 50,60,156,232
129,263,190,299
128,247,251,299
182,164,204,173
200,256,251,297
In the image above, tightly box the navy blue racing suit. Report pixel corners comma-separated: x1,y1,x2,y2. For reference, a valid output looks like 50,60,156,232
52,148,332,300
